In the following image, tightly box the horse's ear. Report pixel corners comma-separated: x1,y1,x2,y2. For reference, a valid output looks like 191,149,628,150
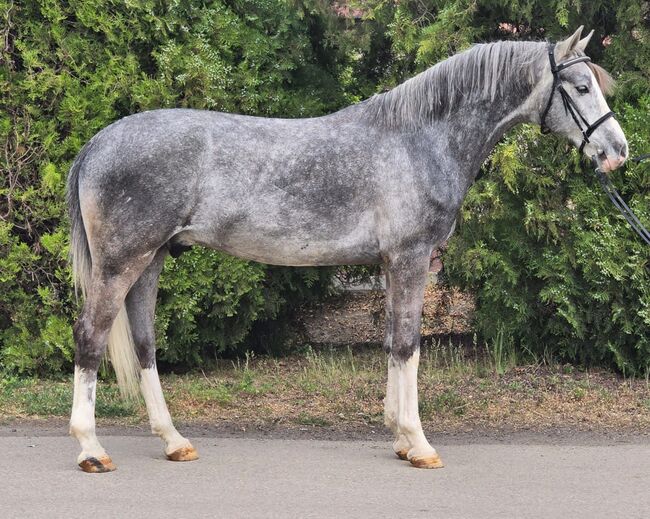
555,26,584,60
576,29,594,53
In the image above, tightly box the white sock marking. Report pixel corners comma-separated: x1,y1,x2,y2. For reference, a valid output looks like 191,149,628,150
70,366,107,463
395,350,437,459
140,367,190,455
385,357,411,454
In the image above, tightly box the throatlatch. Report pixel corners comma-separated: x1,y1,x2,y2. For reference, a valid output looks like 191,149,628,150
540,43,615,153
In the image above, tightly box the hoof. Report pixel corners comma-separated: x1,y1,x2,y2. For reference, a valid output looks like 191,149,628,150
167,445,199,462
409,454,445,469
78,455,116,473
395,448,409,461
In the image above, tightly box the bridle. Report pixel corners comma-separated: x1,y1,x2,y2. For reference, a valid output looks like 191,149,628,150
539,43,648,246
539,43,616,154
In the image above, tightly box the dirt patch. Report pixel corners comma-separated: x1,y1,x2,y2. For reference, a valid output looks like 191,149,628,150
298,281,475,345
2,419,649,446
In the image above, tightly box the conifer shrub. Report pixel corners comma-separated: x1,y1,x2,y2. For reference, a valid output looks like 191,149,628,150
444,102,650,373
1,0,648,375
0,0,348,373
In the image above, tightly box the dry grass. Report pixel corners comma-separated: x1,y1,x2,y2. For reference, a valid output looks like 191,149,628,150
2,345,648,434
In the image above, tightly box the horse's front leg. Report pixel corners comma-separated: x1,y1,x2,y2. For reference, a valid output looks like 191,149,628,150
383,269,410,460
384,249,444,469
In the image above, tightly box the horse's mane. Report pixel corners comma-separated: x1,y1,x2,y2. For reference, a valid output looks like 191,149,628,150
361,40,616,130
362,40,547,130
363,41,549,129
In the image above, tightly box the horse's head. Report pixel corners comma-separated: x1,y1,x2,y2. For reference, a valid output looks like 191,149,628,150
539,26,627,172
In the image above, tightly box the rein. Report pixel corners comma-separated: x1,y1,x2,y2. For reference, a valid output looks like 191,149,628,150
593,155,650,246
540,43,615,154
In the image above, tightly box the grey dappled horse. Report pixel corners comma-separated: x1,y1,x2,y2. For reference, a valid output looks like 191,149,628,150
67,27,627,472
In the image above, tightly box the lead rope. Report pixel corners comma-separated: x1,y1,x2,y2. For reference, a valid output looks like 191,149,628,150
593,155,650,246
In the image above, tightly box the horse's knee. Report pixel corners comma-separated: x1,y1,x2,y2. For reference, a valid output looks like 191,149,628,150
389,313,421,360
390,341,419,362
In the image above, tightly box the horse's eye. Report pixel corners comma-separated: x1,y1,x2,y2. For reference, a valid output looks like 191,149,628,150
576,85,589,94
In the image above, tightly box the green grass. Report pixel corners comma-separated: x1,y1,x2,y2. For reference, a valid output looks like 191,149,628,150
1,345,648,433
420,388,467,419
0,377,136,417
180,378,234,406
489,328,518,376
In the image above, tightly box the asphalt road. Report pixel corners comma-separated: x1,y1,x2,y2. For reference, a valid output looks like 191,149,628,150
1,430,649,519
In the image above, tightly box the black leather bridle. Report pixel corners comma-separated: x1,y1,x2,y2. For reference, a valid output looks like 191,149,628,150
540,43,616,154
537,44,648,246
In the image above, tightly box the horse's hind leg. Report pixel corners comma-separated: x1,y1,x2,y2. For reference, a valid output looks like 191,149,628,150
125,248,198,462
384,247,444,469
70,262,149,473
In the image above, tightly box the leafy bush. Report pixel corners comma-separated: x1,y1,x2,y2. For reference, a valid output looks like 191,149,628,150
156,250,331,366
0,0,356,374
350,0,650,373
445,115,650,373
1,0,648,375
437,10,650,373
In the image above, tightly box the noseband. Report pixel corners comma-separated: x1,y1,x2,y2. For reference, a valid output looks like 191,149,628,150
539,43,615,154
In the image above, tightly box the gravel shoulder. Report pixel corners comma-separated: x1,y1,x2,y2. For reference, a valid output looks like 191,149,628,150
2,419,649,446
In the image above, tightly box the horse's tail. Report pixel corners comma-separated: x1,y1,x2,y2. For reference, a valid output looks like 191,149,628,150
67,140,141,400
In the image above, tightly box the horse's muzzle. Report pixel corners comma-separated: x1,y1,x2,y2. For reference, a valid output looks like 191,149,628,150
595,144,627,173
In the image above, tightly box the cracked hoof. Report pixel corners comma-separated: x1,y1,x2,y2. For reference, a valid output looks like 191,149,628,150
395,448,409,460
78,455,116,473
409,453,444,469
167,445,199,462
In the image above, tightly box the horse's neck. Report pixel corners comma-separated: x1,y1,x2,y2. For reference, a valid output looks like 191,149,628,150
432,85,535,175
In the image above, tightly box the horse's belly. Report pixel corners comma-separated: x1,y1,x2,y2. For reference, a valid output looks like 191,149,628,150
183,211,381,266
217,236,381,266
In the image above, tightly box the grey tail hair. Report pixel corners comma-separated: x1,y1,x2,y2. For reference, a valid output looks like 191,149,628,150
67,140,141,400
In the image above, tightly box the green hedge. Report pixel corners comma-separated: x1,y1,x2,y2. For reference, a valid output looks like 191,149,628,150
0,0,363,373
433,5,649,373
445,114,650,374
1,0,649,375
347,0,649,374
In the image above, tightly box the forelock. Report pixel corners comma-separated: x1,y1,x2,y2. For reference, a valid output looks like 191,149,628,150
587,62,616,96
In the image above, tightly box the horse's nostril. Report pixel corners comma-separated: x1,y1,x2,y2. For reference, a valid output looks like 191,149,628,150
620,142,628,159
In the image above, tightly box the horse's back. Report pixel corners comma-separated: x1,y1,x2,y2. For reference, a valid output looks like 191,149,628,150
73,108,394,265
